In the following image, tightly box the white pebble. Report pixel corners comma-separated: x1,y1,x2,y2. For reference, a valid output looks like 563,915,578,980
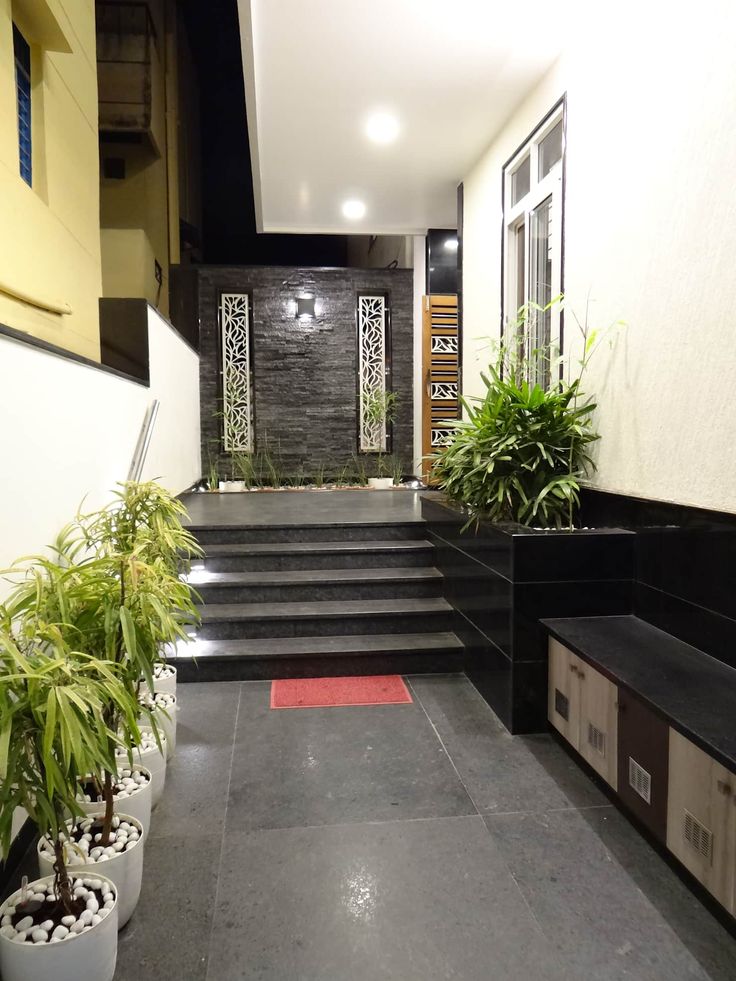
90,847,103,860
103,899,114,910
1,915,11,927
31,929,48,943
125,840,137,851
97,854,110,862
112,841,125,852
73,887,88,899
32,892,46,903
61,915,76,927
71,920,85,934
1,925,16,939
93,834,102,843
86,897,99,913
82,833,92,842
91,914,102,926
87,879,102,891
79,910,94,926
12,931,26,943
103,846,115,857
15,916,33,932
52,925,69,940
40,919,53,932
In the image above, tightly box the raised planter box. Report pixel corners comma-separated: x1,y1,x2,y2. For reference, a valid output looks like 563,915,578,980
421,495,635,733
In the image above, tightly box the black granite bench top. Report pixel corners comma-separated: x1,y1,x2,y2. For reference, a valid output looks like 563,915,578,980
542,615,736,774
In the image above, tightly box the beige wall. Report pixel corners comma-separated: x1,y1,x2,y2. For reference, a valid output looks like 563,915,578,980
0,0,102,359
99,0,201,313
462,4,736,514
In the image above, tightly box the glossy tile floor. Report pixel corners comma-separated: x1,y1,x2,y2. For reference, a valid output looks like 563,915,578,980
109,676,736,980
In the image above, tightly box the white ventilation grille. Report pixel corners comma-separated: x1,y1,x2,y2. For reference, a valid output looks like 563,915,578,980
587,722,606,757
683,810,713,862
628,757,652,804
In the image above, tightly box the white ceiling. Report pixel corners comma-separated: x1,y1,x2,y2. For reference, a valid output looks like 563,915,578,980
238,0,569,235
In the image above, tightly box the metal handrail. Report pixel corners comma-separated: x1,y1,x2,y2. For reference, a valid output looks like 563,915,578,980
127,399,159,482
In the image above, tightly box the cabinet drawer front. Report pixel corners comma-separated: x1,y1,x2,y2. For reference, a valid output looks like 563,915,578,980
666,729,735,910
578,662,618,790
548,639,581,750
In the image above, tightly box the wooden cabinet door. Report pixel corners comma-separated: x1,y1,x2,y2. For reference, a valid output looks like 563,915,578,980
548,638,582,750
667,728,736,911
617,690,669,843
577,660,618,790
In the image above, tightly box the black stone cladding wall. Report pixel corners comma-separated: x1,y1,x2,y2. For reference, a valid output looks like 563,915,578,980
196,266,414,480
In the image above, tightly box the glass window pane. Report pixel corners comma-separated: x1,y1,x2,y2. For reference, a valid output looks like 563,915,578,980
510,155,530,205
538,120,563,179
514,223,525,315
528,196,553,385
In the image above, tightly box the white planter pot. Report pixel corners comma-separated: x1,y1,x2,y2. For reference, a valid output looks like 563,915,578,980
38,814,144,929
0,874,118,981
140,663,177,698
77,766,152,840
368,477,394,489
139,693,177,761
117,729,166,808
154,664,177,696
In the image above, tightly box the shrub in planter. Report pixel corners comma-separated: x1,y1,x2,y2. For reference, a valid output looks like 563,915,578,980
77,765,153,839
0,633,133,980
431,301,620,528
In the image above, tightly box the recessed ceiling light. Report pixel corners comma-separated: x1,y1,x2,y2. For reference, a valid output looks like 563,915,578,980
444,237,459,251
365,111,400,145
342,199,366,220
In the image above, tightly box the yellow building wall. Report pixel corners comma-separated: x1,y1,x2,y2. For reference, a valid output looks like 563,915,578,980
99,0,200,315
0,0,102,360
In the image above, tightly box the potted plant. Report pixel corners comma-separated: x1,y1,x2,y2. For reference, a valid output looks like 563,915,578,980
362,386,399,488
431,300,620,528
0,634,126,981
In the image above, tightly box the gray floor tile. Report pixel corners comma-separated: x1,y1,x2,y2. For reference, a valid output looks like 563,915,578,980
207,816,570,981
114,833,221,981
484,806,736,981
225,683,476,832
410,674,608,813
149,682,241,840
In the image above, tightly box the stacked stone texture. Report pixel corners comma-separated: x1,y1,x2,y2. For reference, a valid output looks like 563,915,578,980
197,266,414,480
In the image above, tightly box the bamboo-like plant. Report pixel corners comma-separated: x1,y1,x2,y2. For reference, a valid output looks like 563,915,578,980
4,482,201,846
0,630,138,913
431,301,604,528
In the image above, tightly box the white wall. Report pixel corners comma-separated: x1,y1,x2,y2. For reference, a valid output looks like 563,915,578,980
462,4,736,513
0,306,201,595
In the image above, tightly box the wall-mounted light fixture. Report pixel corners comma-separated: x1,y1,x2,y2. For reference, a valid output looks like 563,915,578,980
295,294,316,320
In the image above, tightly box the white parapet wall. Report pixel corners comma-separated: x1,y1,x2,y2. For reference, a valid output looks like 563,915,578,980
0,305,201,598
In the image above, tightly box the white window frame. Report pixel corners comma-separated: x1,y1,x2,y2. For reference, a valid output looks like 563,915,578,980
502,101,566,385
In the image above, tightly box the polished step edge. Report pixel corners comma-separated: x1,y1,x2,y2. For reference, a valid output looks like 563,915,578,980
200,539,434,556
175,631,463,661
197,597,453,621
189,567,442,586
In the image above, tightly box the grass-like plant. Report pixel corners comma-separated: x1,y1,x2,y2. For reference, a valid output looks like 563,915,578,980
0,631,138,912
431,300,620,528
4,482,201,846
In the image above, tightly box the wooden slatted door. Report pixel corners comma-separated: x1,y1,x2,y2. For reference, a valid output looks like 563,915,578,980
422,294,459,480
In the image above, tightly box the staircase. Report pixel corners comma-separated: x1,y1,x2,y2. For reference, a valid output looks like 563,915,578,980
175,518,464,681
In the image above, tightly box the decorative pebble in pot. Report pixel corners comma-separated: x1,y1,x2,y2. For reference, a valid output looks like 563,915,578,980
0,874,118,981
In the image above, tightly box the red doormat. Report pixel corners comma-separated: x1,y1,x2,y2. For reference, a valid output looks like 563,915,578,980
270,675,413,709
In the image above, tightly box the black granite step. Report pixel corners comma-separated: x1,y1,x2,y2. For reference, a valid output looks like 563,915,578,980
174,632,464,681
199,539,434,572
187,522,425,546
195,597,456,639
192,567,443,604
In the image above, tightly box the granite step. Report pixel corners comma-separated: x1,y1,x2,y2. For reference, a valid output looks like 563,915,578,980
195,597,456,640
174,632,464,681
191,567,443,604
198,539,435,572
186,521,426,546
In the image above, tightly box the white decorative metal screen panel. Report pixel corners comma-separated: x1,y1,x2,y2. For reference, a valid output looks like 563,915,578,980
358,294,388,452
220,293,253,452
